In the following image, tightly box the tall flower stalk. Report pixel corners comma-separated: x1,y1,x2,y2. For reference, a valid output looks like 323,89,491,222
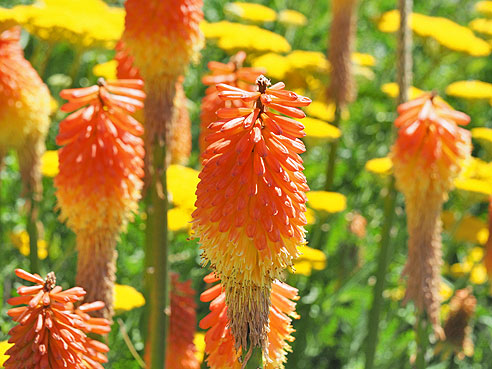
5,269,110,369
325,0,358,189
0,27,51,273
122,1,203,367
55,79,145,319
192,75,310,364
392,93,471,358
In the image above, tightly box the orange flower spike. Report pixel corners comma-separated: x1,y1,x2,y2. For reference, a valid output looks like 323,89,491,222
199,275,299,369
200,52,265,152
5,269,110,369
166,274,200,369
0,27,50,199
391,93,472,338
55,78,145,319
193,75,309,352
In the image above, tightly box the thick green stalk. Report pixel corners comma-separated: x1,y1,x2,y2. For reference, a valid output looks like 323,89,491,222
364,0,412,368
144,81,174,369
363,179,396,369
146,140,169,369
324,106,342,190
27,192,40,274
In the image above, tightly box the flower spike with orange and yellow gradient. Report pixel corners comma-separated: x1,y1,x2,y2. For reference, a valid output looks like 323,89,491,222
200,51,265,152
55,78,145,319
391,92,472,337
5,269,110,369
192,75,310,353
199,273,299,369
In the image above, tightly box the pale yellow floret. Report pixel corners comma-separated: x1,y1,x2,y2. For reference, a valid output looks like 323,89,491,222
278,9,307,27
306,191,347,214
113,283,145,313
224,2,277,23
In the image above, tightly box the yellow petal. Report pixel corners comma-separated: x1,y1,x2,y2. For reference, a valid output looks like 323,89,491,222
168,207,192,232
304,101,335,122
278,9,307,27
291,260,313,276
351,52,376,67
365,156,393,176
470,264,487,284
307,191,347,214
0,341,13,367
41,150,59,177
167,165,199,209
302,117,341,143
193,332,206,363
224,2,277,23
93,60,118,80
440,281,453,301
113,284,145,313
469,18,492,37
446,80,492,100
251,53,290,80
305,208,316,225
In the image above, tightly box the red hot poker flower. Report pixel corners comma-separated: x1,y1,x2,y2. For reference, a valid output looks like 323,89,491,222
200,51,265,152
391,93,472,337
193,75,310,352
5,269,110,369
55,78,145,318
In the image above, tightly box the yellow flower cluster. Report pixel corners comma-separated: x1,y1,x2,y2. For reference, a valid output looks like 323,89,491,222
365,156,393,176
378,10,491,56
442,211,489,245
302,117,341,144
381,82,425,100
222,2,307,27
201,20,291,53
9,230,48,259
476,1,492,17
0,341,12,367
472,128,492,156
0,0,124,49
469,18,492,36
307,191,347,214
278,9,307,26
448,247,488,285
113,284,145,314
446,80,492,104
384,281,453,302
40,150,59,177
292,245,327,276
92,60,118,80
454,157,492,201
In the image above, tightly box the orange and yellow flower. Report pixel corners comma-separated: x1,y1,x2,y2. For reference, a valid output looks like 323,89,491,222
166,274,199,369
5,269,110,369
200,51,264,152
0,27,50,198
55,79,145,318
192,76,310,351
391,93,472,337
199,273,299,369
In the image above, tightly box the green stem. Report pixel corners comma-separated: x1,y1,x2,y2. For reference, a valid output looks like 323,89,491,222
363,177,396,369
69,48,83,87
415,313,428,369
323,106,342,191
27,191,40,274
146,140,169,369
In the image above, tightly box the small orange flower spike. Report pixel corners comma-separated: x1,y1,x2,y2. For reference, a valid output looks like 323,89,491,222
166,274,199,369
0,27,50,198
193,75,310,351
391,93,472,338
5,269,111,369
199,273,299,369
55,78,145,318
200,51,265,152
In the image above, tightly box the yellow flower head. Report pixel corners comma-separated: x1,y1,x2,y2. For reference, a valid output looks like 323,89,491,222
202,21,291,53
454,157,492,202
224,2,276,23
304,101,336,122
251,53,290,80
381,82,425,100
92,60,118,80
476,1,492,16
9,230,48,260
351,52,376,67
365,156,393,176
472,128,492,156
378,10,491,56
469,18,492,37
307,191,347,214
278,9,307,27
0,341,13,367
446,80,492,100
113,284,145,314
292,245,327,276
302,117,341,144
40,150,59,177
167,164,200,210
